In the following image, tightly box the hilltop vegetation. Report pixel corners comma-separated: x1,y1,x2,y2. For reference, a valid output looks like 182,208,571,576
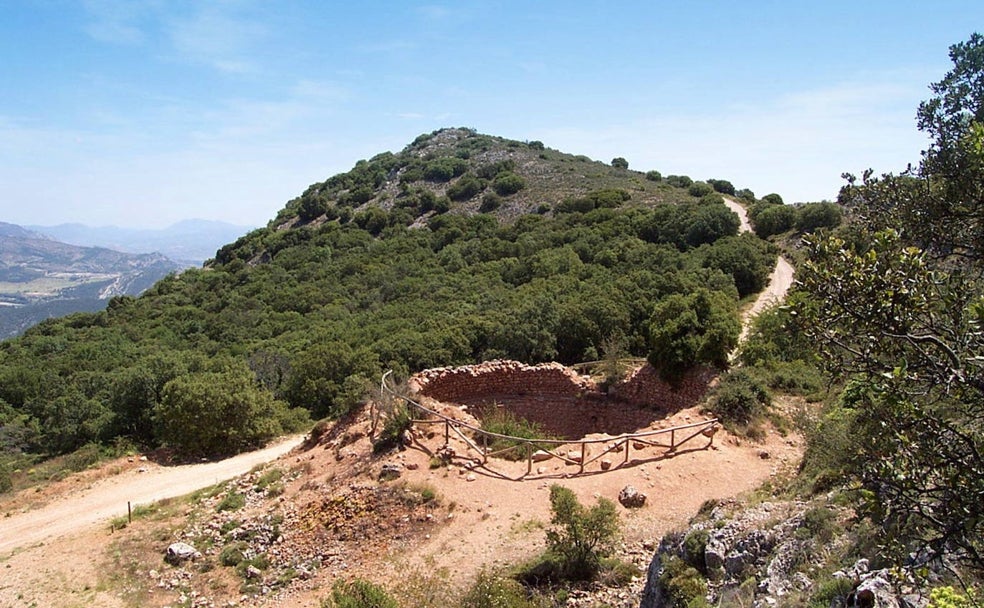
0,128,783,472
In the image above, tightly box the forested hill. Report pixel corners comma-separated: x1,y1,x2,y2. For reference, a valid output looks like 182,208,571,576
0,127,785,460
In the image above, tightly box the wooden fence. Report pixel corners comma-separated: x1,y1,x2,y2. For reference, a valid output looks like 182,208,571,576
378,370,720,481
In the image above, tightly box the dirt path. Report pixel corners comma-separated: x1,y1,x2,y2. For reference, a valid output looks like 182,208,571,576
0,434,304,555
723,197,795,343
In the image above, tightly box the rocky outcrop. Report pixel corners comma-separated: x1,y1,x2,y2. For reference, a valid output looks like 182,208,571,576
639,499,929,608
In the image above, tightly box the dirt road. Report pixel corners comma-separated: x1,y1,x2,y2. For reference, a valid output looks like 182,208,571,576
0,434,304,555
723,197,795,343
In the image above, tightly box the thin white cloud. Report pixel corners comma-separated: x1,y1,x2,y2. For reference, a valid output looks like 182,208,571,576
533,74,934,203
166,5,266,73
81,0,155,44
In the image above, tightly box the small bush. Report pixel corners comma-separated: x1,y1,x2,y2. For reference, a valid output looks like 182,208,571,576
372,403,413,454
798,506,836,543
544,485,620,581
477,408,552,461
611,157,629,169
0,463,11,494
688,182,714,197
463,570,547,608
808,576,856,608
646,170,663,182
659,555,709,608
479,192,502,212
216,491,246,512
683,529,710,574
666,174,694,188
492,172,526,196
219,542,248,566
447,174,486,201
326,578,398,608
707,369,770,429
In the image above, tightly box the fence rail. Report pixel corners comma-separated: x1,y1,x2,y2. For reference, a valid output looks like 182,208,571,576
378,370,719,481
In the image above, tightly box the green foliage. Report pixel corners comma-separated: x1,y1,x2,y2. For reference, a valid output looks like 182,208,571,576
372,403,412,455
927,586,978,608
648,289,740,381
611,157,629,169
682,529,709,574
0,128,749,462
155,364,306,457
646,170,663,182
326,579,399,608
735,188,756,202
491,172,526,196
542,485,620,581
658,555,709,608
750,203,797,238
699,233,775,298
795,202,842,232
447,174,486,201
476,407,552,461
795,35,984,574
688,182,714,197
808,577,856,608
665,175,693,188
760,192,784,205
216,491,246,512
479,191,502,212
0,462,11,493
707,369,770,427
707,179,736,195
424,157,468,182
461,570,546,608
219,542,248,566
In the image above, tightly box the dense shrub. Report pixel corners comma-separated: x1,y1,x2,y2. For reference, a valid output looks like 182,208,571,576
611,157,629,169
735,187,756,202
479,192,502,212
707,179,736,195
447,174,486,201
751,204,797,237
491,172,527,196
795,202,842,232
648,289,740,381
658,555,709,608
665,175,694,188
760,192,784,205
646,170,663,182
688,182,714,197
461,570,546,608
423,158,468,182
707,369,770,427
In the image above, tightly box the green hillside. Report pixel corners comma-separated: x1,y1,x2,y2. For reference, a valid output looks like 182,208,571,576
0,128,776,461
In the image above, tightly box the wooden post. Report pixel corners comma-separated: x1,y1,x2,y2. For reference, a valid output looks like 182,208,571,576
579,442,586,474
127,501,132,524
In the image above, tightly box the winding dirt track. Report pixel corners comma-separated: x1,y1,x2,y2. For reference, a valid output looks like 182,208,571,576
723,197,796,343
0,435,303,555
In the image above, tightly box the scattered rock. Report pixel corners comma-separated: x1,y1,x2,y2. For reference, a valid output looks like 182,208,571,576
758,450,771,459
618,485,647,508
600,459,612,471
164,542,201,565
378,463,402,481
531,450,552,462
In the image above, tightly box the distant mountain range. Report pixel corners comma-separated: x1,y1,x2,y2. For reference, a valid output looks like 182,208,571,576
0,219,252,338
26,219,256,265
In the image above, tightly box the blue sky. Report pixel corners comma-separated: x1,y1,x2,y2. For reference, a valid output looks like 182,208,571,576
1,1,981,229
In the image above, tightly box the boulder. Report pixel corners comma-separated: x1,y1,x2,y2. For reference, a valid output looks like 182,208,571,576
164,542,200,565
531,450,552,462
618,485,647,508
378,463,402,481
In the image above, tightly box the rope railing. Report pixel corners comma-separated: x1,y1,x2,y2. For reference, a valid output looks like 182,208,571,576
377,370,720,481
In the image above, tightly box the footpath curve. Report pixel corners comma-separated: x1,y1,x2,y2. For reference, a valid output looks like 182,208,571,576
722,197,796,344
0,434,304,555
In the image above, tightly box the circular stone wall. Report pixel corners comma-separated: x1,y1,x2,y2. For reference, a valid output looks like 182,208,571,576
408,360,668,440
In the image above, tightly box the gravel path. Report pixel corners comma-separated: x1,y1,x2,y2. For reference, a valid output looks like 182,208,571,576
0,434,303,555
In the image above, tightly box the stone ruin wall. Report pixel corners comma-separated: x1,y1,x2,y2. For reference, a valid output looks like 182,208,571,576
408,359,598,402
408,360,720,440
609,364,720,414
